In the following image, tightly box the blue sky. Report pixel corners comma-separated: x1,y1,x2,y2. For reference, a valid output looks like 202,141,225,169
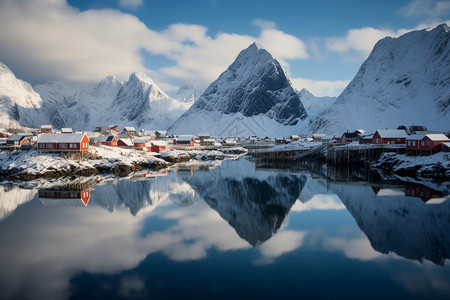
0,0,449,96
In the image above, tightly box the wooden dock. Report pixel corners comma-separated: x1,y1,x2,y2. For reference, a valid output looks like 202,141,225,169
248,143,406,165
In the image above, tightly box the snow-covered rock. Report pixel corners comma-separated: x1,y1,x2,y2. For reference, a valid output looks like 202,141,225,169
310,23,450,135
169,43,308,137
0,61,48,128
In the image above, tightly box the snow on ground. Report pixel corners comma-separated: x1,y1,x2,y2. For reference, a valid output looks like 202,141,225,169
371,152,450,179
0,145,247,181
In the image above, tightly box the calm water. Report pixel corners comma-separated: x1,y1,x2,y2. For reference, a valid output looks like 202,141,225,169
0,157,449,300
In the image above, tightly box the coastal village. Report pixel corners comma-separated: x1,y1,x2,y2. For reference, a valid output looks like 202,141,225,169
0,123,448,181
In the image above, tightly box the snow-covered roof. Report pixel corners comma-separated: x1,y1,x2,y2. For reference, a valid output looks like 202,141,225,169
124,127,136,132
61,128,73,133
198,133,210,136
442,142,450,148
98,136,116,142
312,134,326,137
151,140,167,146
290,135,300,139
201,138,215,142
7,134,32,141
406,134,427,140
38,133,86,143
141,130,155,136
134,139,146,144
118,138,133,146
376,130,408,138
40,125,52,129
425,134,450,141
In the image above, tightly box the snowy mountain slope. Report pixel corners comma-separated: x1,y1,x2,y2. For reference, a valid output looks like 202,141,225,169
0,61,48,128
36,72,189,130
310,24,450,135
185,159,306,246
296,88,336,120
330,183,450,265
169,43,308,137
175,84,208,104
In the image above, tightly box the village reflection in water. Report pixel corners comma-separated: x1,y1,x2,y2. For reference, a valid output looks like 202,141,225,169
0,157,449,299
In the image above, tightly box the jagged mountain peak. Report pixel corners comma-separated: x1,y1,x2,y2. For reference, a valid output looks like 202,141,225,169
169,43,308,136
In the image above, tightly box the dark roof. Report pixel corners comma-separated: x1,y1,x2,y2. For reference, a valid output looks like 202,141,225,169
342,132,359,139
397,125,428,135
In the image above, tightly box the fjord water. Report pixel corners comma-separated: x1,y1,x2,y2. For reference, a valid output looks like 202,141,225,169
0,157,449,300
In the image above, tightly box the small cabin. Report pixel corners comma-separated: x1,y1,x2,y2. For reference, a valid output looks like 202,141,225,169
6,134,32,146
40,125,53,134
289,135,300,142
175,135,194,146
98,136,118,147
223,139,237,146
372,130,408,145
61,128,73,134
442,142,450,152
108,125,120,132
275,138,287,145
407,133,450,155
37,133,89,152
198,133,210,140
134,139,148,148
397,125,428,135
118,138,133,148
312,134,326,142
155,130,167,138
123,126,137,136
200,138,215,146
339,132,359,144
150,140,167,153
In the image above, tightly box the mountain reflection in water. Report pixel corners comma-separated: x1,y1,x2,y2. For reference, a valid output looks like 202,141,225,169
0,157,449,299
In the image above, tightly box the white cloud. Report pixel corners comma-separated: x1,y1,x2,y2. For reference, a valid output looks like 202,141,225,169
0,1,309,89
252,19,276,30
326,27,396,56
118,0,144,10
290,77,350,97
325,236,385,261
399,0,450,20
255,230,307,264
291,195,346,212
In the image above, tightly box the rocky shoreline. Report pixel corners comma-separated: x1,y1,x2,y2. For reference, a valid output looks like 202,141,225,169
371,152,450,181
0,146,247,181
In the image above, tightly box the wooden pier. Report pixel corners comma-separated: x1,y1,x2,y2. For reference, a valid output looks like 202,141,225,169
248,143,406,165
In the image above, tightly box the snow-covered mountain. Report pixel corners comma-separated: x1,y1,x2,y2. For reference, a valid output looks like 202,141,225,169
310,24,450,135
185,159,305,246
0,62,49,128
36,72,190,130
331,183,450,265
175,84,208,104
169,43,308,137
296,88,336,120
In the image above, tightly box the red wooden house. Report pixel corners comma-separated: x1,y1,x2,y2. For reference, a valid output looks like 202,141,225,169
7,134,32,146
174,135,194,146
338,132,359,144
117,138,133,148
405,185,443,202
37,133,89,152
40,125,52,134
372,130,408,145
442,142,450,152
134,139,148,148
150,141,167,153
98,136,118,147
407,133,450,155
108,125,120,132
39,189,91,206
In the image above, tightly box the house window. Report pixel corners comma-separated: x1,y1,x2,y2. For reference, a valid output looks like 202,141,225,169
397,138,401,141
39,144,44,148
60,143,67,149
413,141,416,146
375,138,379,144
421,141,425,146
46,143,53,149
407,141,411,146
